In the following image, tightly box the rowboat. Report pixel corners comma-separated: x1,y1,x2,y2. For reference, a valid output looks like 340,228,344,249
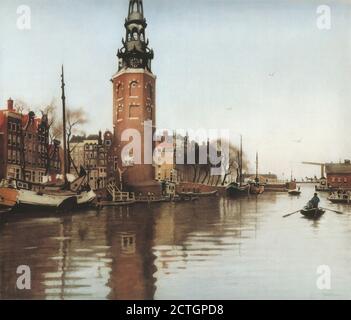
300,207,325,219
328,193,351,204
288,189,301,196
328,197,351,204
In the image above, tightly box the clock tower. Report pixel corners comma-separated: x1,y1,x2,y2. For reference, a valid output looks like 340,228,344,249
112,0,160,194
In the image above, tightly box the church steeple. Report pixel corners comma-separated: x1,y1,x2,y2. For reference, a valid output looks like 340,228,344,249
117,0,154,72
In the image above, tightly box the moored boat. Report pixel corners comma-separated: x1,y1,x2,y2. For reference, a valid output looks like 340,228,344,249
226,135,250,198
249,152,265,195
0,183,18,211
249,183,265,195
300,207,325,219
178,190,218,197
288,189,301,196
0,176,96,212
226,182,249,197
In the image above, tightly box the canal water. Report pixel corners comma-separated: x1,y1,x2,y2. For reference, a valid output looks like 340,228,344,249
1,184,351,300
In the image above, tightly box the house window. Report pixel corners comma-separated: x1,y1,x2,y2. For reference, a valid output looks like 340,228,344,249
344,178,348,183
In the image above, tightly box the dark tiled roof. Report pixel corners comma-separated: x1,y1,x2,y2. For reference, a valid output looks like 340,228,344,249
86,134,99,140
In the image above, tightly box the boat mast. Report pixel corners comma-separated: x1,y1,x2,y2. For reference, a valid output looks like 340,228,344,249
256,152,259,182
61,65,68,184
240,135,243,186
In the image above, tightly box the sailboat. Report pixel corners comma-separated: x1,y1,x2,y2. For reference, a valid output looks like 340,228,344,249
249,152,265,195
226,135,250,197
0,66,96,212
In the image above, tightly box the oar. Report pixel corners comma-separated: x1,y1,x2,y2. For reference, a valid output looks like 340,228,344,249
320,207,343,215
283,210,300,218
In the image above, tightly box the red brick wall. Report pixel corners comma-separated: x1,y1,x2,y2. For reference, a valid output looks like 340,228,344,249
327,173,351,189
112,69,156,188
0,134,4,179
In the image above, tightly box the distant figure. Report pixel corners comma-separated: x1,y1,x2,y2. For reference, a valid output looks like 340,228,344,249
310,193,320,209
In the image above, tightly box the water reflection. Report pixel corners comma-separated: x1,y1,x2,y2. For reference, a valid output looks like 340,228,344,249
1,185,351,299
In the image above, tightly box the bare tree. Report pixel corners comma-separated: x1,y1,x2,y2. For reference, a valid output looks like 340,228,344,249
41,103,88,175
66,108,88,173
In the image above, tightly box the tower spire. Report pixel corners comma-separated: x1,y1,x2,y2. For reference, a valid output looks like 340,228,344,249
117,0,154,71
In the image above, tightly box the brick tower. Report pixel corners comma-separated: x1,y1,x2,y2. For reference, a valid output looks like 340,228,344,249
112,0,160,194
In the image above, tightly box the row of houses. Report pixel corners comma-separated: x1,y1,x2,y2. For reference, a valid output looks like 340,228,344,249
69,131,114,190
0,98,61,183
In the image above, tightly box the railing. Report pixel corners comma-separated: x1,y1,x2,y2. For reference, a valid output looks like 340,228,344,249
106,182,135,202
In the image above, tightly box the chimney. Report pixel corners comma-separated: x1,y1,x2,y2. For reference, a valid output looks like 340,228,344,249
7,98,14,111
98,130,102,145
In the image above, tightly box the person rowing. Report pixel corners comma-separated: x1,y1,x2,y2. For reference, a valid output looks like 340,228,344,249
308,193,320,209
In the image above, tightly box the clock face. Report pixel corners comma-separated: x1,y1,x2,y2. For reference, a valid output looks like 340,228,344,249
130,57,141,68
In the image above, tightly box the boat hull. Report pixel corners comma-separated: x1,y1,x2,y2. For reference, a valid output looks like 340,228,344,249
6,187,96,212
288,190,301,196
328,197,351,204
0,187,18,210
249,184,265,195
226,184,249,197
300,207,325,219
178,191,218,197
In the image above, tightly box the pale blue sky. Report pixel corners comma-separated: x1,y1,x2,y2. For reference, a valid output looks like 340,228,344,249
0,0,351,178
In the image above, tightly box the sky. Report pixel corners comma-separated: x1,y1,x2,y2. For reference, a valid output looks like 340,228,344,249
0,0,351,179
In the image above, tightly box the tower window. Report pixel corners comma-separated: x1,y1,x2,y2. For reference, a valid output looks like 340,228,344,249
129,81,138,96
129,105,140,118
132,30,138,41
147,84,153,100
117,83,123,98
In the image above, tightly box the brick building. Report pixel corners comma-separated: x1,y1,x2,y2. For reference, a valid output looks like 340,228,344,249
70,131,113,190
154,132,178,184
325,160,351,189
0,98,61,182
112,0,161,194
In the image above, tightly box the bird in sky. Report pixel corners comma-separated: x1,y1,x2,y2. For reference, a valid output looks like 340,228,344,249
293,138,303,143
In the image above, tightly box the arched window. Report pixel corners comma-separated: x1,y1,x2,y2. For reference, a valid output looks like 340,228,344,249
133,1,138,12
147,83,153,100
117,83,123,98
140,33,144,42
129,81,138,96
132,29,138,41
